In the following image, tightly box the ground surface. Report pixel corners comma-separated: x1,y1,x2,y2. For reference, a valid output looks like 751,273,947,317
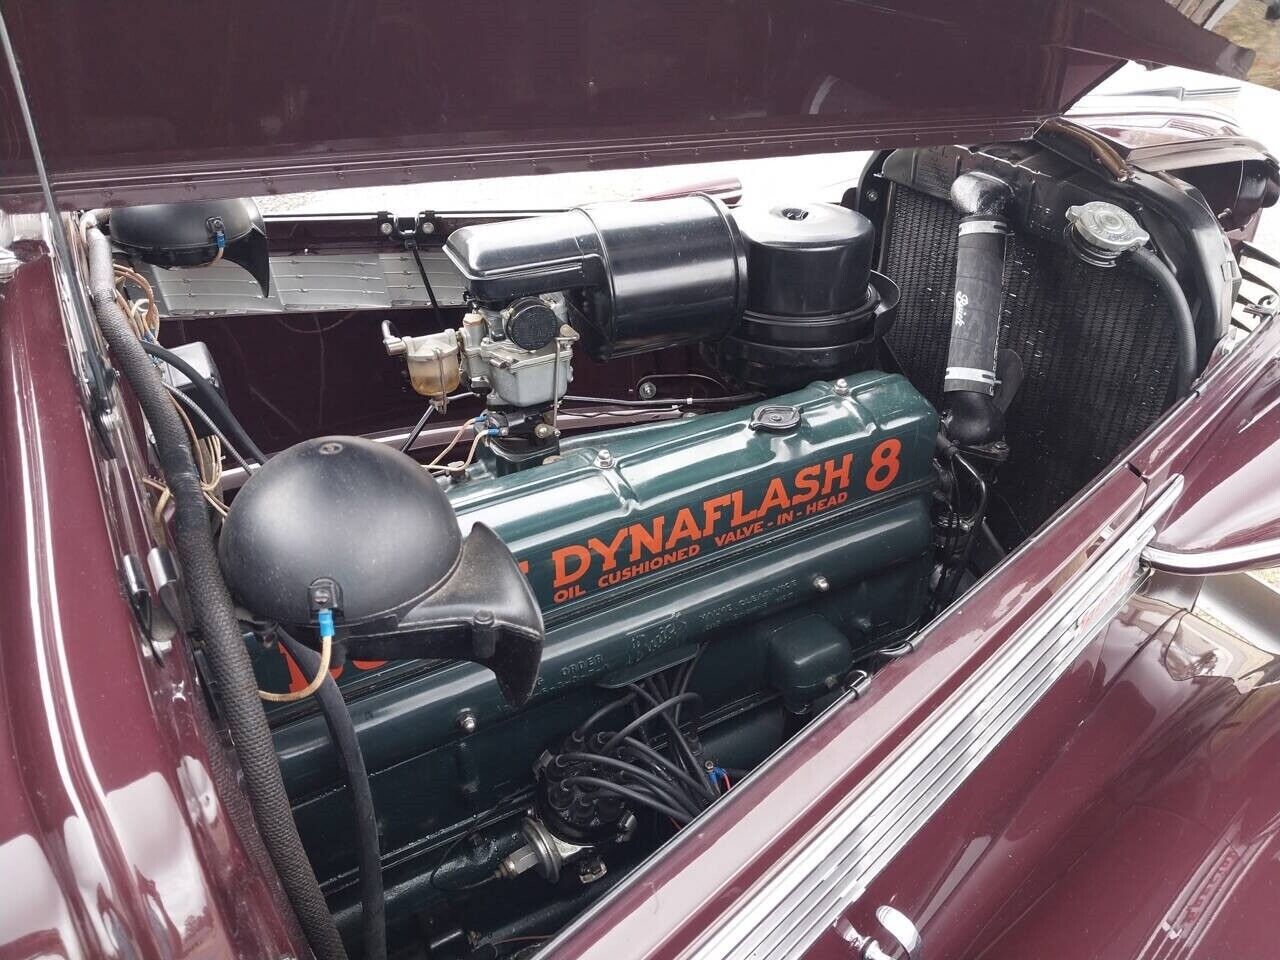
1220,0,1280,90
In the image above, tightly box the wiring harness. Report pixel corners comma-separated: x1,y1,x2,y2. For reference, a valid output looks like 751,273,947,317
536,652,728,841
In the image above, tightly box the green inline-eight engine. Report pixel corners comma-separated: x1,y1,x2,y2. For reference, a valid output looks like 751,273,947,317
219,197,943,944
240,372,936,918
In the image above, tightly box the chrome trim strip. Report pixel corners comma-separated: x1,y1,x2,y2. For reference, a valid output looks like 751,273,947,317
1142,539,1280,575
686,477,1183,960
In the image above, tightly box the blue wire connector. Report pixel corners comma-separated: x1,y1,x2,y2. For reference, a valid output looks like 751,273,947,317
316,607,336,641
206,215,227,253
710,766,730,791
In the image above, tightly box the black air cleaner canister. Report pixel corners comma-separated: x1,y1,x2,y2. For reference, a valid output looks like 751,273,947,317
709,201,898,391
445,195,746,360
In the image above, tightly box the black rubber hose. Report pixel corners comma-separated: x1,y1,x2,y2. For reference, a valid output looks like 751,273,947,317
979,520,1007,561
139,340,269,463
943,172,1013,448
85,226,348,960
279,632,386,960
1127,246,1197,399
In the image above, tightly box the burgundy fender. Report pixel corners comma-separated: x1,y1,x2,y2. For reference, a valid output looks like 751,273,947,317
1140,319,1280,573
0,249,305,959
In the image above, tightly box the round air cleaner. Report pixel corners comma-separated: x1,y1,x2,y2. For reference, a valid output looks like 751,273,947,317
708,201,898,391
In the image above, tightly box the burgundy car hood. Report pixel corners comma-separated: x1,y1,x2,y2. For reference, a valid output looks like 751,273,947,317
0,0,1253,212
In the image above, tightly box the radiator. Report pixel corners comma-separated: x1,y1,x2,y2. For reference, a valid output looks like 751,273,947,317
882,186,1179,542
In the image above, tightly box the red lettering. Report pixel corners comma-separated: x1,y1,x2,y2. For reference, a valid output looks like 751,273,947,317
730,489,757,526
865,439,902,492
822,454,853,495
792,464,821,505
701,494,733,535
628,516,664,561
757,477,792,514
552,544,592,588
664,507,703,549
587,527,630,572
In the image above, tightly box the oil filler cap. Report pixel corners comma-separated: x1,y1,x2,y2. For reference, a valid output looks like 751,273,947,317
750,404,802,433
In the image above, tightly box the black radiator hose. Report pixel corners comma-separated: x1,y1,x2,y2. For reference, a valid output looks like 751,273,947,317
1063,200,1197,400
279,631,386,960
85,225,349,960
1126,245,1197,399
943,172,1014,447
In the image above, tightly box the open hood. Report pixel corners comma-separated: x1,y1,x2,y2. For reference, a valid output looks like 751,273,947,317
0,0,1255,213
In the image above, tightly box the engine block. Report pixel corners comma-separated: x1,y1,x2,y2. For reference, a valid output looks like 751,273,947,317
254,371,937,931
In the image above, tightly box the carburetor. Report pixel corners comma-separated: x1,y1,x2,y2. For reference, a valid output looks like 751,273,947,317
381,294,577,412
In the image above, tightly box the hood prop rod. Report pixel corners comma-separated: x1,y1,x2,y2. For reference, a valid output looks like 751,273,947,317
0,7,116,453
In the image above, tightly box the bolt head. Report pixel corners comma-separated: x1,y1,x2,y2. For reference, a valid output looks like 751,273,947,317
378,221,394,236
593,448,615,469
456,709,477,733
637,381,658,400
832,378,852,397
420,220,436,235
812,574,830,592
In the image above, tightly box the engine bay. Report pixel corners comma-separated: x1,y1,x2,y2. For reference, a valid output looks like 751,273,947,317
93,137,1267,959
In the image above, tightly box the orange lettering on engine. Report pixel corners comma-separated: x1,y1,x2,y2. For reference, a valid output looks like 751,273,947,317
792,463,821,505
757,476,792,513
664,507,703,549
822,453,853,495
701,494,733,535
552,544,592,587
588,527,630,572
628,515,665,561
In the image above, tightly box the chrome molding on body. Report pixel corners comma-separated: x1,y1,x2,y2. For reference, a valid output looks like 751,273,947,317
685,477,1183,960
1143,538,1280,575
